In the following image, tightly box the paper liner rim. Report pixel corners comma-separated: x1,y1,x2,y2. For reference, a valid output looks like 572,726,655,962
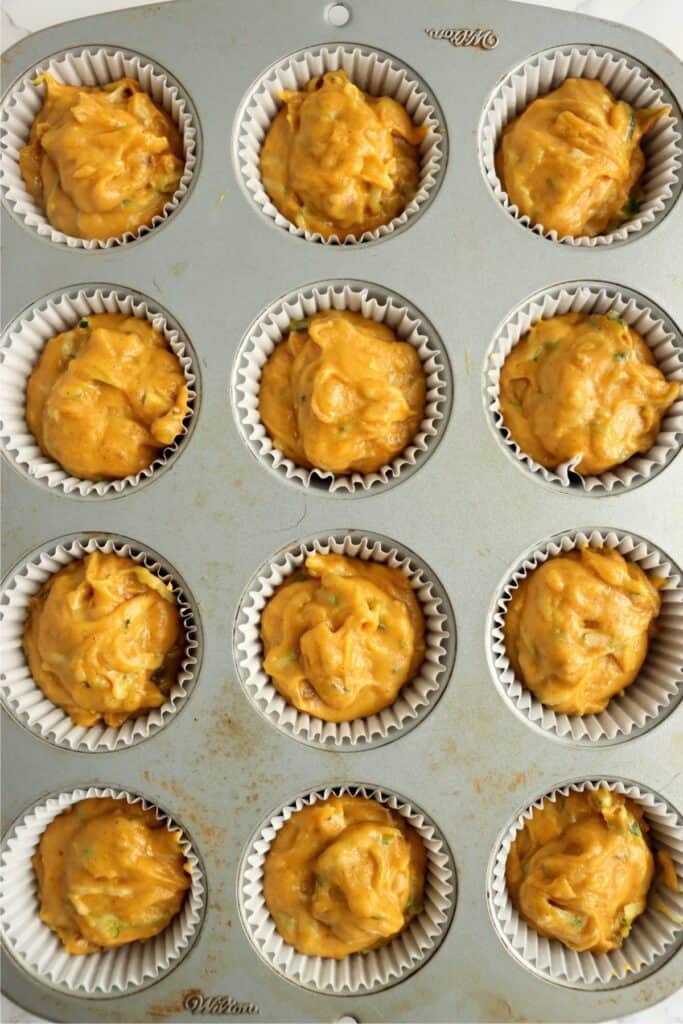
487,527,683,744
487,777,683,989
0,533,202,752
232,281,450,494
479,44,682,247
0,286,199,497
484,282,683,494
238,781,456,994
233,531,454,748
0,46,199,249
235,43,446,246
0,785,206,995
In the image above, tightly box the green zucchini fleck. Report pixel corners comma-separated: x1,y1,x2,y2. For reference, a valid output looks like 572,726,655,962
626,110,636,141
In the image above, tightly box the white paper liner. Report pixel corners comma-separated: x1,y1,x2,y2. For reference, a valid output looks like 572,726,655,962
488,778,683,988
0,287,199,497
488,528,683,744
480,45,682,246
485,283,683,494
0,47,198,249
233,282,450,493
236,44,445,244
239,782,456,993
0,786,205,995
233,532,453,748
0,534,201,752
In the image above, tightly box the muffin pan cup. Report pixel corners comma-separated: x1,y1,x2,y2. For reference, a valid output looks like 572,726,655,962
0,47,200,249
0,786,206,995
233,530,455,748
487,777,683,989
238,781,456,994
484,281,683,495
0,285,200,498
235,43,447,245
479,45,682,246
232,281,451,494
487,527,683,744
0,533,202,752
2,1,683,1022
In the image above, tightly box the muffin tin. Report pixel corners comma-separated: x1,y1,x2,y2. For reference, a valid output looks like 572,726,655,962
1,0,681,1021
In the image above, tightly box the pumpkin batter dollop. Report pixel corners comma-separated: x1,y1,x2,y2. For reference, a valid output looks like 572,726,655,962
507,788,654,953
264,794,425,958
261,553,425,722
26,312,190,481
495,79,668,237
499,312,679,476
260,70,428,239
259,310,426,475
23,552,183,728
33,797,190,954
504,546,663,716
19,74,183,240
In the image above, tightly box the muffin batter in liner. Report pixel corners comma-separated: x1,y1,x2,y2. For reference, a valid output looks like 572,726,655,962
0,286,198,498
479,45,681,246
235,44,445,244
238,782,455,993
0,47,198,249
488,778,683,988
485,283,683,494
0,534,201,752
234,531,453,748
0,786,205,994
488,528,683,744
233,282,450,494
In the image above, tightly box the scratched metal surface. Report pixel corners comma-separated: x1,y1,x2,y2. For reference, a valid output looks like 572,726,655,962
1,0,682,1021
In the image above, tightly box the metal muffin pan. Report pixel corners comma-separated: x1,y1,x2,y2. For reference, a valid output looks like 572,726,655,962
1,0,681,1021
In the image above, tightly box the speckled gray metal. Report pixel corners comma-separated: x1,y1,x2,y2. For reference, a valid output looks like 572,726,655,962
1,0,681,1021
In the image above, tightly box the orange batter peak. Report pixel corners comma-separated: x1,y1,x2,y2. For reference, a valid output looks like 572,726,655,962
259,309,426,475
33,797,190,954
496,78,668,237
20,74,183,240
261,552,425,722
507,788,654,954
260,69,427,238
264,795,426,958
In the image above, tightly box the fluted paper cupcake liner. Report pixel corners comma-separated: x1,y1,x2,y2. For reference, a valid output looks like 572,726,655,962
480,46,682,246
233,531,454,748
485,282,683,494
0,534,202,752
0,286,199,497
0,47,199,249
0,786,206,995
488,528,683,744
488,778,683,988
235,44,446,245
238,782,456,993
232,281,451,494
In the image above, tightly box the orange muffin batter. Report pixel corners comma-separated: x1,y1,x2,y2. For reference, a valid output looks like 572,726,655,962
261,553,425,722
259,310,426,474
507,788,654,953
26,312,190,481
33,797,190,954
260,70,428,239
19,74,183,240
495,79,668,237
504,546,663,716
264,794,425,958
499,312,679,476
23,551,183,728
